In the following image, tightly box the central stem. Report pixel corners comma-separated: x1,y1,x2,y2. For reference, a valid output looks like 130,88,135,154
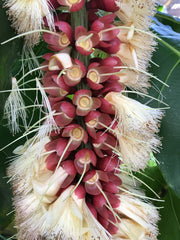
71,2,91,148
71,1,89,74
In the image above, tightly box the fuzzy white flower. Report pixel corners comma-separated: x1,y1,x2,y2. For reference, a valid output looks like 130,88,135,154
7,136,50,195
105,92,163,170
14,185,111,240
114,0,157,91
4,0,55,45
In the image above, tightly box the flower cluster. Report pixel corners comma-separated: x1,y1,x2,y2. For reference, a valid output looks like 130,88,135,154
5,0,163,240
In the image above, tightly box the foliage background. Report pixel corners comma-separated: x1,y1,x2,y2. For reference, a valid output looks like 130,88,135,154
0,1,180,239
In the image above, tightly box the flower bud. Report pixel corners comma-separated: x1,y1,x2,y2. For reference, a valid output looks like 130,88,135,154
74,149,97,174
57,0,85,12
73,89,101,116
75,26,99,55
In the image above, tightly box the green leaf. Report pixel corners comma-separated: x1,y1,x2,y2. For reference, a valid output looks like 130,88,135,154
136,166,180,240
150,13,180,196
156,12,180,32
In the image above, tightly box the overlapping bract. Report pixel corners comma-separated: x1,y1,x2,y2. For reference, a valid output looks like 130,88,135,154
5,1,163,240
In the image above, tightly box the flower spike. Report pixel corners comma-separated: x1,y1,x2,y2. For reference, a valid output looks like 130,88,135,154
4,0,162,239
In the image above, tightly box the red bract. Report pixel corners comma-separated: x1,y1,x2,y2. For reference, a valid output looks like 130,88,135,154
74,148,97,174
101,56,121,67
74,184,86,199
99,98,115,115
86,201,98,219
99,81,123,95
102,0,119,12
92,132,117,157
56,138,71,159
63,59,86,86
73,89,101,116
86,56,122,91
98,215,109,229
100,37,121,54
91,14,119,42
86,62,113,90
43,21,73,51
75,26,99,55
83,170,109,195
45,138,60,151
42,73,71,98
60,160,77,188
52,101,76,127
93,194,106,208
85,111,112,139
102,182,119,194
47,0,60,9
62,124,88,151
57,0,85,12
87,0,119,12
105,192,120,208
97,156,119,172
46,152,60,171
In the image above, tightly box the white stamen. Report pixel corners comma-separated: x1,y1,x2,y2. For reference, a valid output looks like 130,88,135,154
4,77,27,134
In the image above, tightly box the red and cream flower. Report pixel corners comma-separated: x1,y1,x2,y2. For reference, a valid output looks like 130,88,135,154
43,21,73,51
73,89,101,116
75,26,99,55
57,0,85,12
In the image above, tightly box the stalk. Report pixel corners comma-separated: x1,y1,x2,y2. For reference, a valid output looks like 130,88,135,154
71,1,90,90
71,1,91,144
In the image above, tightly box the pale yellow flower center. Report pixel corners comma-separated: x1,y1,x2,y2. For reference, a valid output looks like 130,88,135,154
68,0,80,4
79,96,91,109
88,70,99,83
72,127,83,139
80,152,90,164
60,33,70,45
88,119,97,127
78,35,92,51
68,66,81,79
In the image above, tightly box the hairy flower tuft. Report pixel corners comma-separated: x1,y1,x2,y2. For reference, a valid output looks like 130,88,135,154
105,92,163,170
4,0,55,46
4,77,27,135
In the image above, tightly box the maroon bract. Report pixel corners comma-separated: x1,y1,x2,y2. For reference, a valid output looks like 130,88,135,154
60,160,77,188
43,21,73,51
42,73,71,98
91,14,119,42
73,89,101,116
74,148,97,174
52,101,76,127
97,156,119,172
75,26,99,55
85,111,112,139
92,132,117,157
62,123,88,151
83,170,109,195
63,59,86,86
57,0,85,12
87,0,119,12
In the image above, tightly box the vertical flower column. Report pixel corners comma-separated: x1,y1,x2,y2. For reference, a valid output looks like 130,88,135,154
6,1,163,240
